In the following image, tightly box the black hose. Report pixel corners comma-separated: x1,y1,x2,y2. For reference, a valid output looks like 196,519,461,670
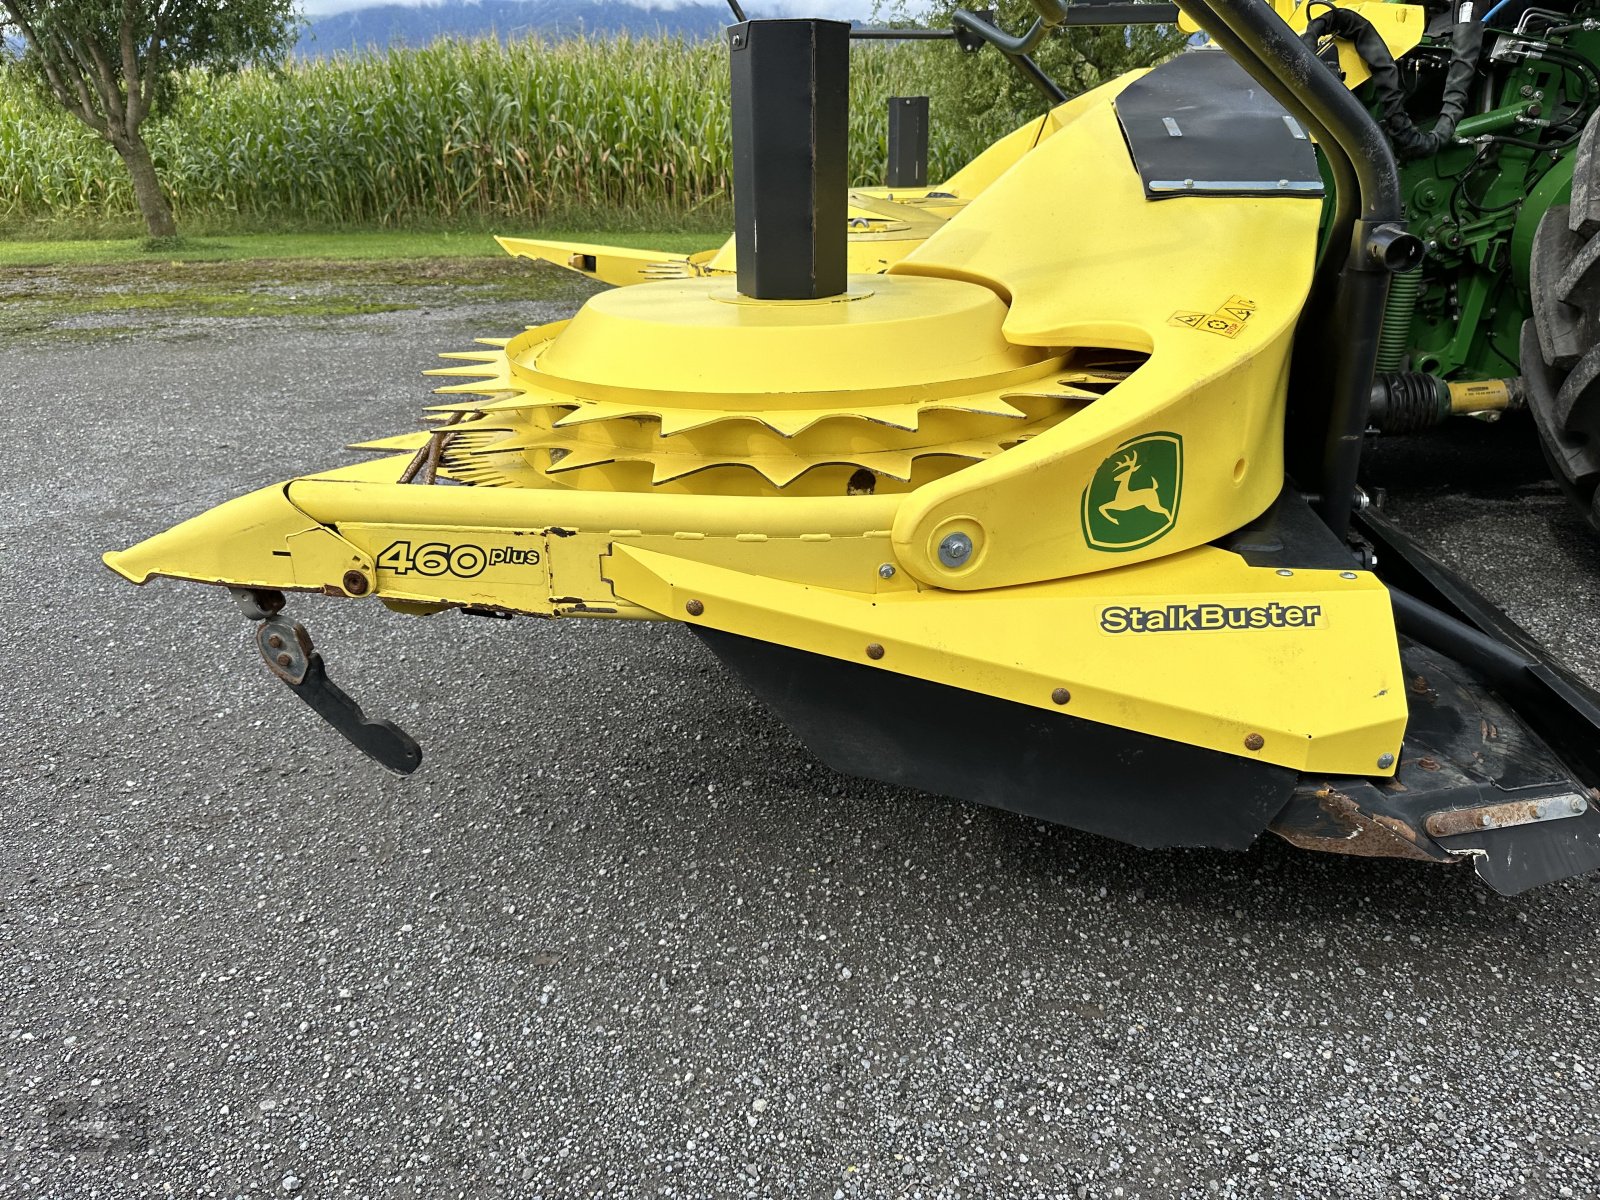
1301,9,1483,161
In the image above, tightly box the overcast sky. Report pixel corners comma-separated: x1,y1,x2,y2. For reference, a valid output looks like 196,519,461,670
297,0,876,17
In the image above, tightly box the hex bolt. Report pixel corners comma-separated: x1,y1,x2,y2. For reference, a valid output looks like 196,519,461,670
1244,733,1265,751
1573,797,1589,815
878,563,897,580
267,634,284,650
865,643,885,660
1051,687,1071,706
275,653,292,668
1377,752,1396,770
685,599,705,617
342,570,370,596
937,532,974,569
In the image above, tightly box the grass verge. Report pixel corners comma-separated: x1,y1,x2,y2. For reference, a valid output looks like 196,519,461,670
0,225,726,340
0,227,723,269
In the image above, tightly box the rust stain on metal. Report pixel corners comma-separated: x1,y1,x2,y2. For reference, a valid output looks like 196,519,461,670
1425,796,1581,839
1271,789,1442,862
1417,757,1441,772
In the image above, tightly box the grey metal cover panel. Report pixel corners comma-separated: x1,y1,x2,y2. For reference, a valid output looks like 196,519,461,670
1113,49,1325,200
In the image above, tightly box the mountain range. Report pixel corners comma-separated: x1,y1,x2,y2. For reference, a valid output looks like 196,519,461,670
299,1,741,55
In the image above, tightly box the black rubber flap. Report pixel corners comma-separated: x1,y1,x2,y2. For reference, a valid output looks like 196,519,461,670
694,628,1297,851
1280,640,1600,895
1114,50,1324,200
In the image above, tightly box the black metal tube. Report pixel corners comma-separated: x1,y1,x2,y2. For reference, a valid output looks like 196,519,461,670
1389,589,1537,700
851,6,1185,41
1177,0,1420,537
849,26,959,40
729,20,851,300
952,9,1049,55
887,96,930,187
949,11,1070,102
1005,50,1071,104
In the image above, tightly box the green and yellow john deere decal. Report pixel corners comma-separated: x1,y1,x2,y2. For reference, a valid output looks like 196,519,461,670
1082,432,1182,551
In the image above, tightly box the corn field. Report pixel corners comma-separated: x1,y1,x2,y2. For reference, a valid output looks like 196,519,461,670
0,35,982,230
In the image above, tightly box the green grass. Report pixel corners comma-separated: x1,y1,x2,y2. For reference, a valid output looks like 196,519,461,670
0,225,649,340
0,227,723,269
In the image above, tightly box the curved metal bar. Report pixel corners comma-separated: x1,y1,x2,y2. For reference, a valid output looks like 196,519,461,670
952,9,1050,55
949,10,1070,103
1177,0,1417,537
1007,50,1071,103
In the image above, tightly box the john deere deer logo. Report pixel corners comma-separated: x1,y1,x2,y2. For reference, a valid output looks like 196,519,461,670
1082,432,1182,551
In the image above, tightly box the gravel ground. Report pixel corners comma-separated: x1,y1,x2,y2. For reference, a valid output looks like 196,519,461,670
2,272,1599,1200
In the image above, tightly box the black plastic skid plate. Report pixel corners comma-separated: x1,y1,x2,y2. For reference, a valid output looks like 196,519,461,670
1114,50,1324,200
693,628,1298,851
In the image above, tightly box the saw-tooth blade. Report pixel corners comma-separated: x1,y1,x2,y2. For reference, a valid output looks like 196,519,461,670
551,401,662,429
348,432,433,453
1002,389,1099,403
425,395,547,415
431,379,518,396
455,434,534,456
922,396,1029,420
425,363,508,378
542,444,621,474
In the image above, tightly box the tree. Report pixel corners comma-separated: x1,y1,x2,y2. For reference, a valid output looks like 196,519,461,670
0,1,297,236
913,0,1189,156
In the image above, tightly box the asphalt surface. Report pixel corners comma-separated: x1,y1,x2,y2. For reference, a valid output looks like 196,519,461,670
3,268,1600,1200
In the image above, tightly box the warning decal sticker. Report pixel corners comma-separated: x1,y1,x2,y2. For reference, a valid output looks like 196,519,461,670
1168,294,1257,338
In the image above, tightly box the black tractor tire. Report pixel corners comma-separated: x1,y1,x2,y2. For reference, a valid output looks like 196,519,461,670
1527,109,1600,529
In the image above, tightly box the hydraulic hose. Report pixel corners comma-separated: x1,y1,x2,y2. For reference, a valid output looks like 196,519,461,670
1301,9,1484,161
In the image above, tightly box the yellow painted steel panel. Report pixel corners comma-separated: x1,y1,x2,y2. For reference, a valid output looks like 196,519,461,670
605,544,1406,777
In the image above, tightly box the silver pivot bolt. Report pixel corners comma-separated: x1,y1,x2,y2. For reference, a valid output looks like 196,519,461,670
938,532,973,568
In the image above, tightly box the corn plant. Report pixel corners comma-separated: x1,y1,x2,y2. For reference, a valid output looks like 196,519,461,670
0,35,985,231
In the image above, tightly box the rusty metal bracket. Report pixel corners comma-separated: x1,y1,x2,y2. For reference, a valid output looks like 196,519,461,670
251,614,423,775
1425,794,1590,839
